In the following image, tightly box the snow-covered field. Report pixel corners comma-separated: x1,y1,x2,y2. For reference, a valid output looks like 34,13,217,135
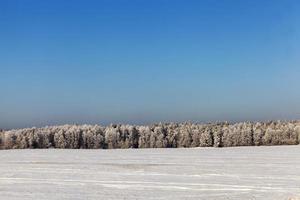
0,146,299,200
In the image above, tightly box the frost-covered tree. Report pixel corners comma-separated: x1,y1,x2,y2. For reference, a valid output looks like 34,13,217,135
212,123,225,147
253,122,265,146
190,125,203,147
1,121,300,149
165,123,178,148
177,124,192,148
147,124,169,148
105,125,121,149
138,126,152,148
263,122,298,145
0,130,4,149
199,126,214,147
54,129,67,148
295,125,300,144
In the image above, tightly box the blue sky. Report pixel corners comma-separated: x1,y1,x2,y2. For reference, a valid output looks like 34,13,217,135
0,0,300,129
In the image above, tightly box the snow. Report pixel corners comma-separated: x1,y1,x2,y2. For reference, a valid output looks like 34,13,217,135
0,146,300,199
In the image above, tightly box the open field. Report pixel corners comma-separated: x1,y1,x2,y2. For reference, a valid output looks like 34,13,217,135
0,146,300,200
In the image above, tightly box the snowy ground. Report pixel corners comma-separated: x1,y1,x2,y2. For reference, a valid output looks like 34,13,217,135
0,146,300,200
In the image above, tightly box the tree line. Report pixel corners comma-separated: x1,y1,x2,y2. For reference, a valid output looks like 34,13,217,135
0,121,299,149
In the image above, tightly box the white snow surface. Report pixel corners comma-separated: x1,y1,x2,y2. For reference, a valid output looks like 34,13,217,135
0,146,300,200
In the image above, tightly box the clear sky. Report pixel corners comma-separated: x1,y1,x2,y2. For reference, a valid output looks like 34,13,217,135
0,0,300,129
